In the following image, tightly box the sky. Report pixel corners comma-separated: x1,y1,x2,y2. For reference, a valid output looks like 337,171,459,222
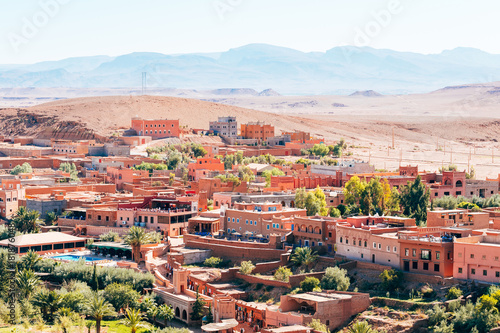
0,0,499,64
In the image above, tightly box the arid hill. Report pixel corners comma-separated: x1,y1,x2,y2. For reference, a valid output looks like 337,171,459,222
0,95,328,142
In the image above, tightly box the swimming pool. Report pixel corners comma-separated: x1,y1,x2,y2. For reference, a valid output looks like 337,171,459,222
52,254,105,262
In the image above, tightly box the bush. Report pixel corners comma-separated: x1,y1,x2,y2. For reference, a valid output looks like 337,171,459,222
321,266,350,291
426,305,447,327
239,261,255,275
379,269,403,291
421,284,436,299
203,257,222,268
300,277,320,292
274,266,293,282
446,287,463,300
47,260,154,291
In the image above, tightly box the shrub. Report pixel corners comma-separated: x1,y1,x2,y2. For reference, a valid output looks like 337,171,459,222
379,269,403,291
321,266,350,291
239,261,255,275
300,277,320,292
446,287,463,300
426,305,447,327
308,318,329,333
421,284,436,299
274,266,293,282
203,257,222,268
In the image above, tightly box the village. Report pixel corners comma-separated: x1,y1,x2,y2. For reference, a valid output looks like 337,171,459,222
1,114,500,333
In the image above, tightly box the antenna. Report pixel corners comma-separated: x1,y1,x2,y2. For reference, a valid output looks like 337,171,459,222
142,72,147,95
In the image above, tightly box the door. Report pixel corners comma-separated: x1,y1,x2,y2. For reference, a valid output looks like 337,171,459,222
404,261,410,271
372,254,375,263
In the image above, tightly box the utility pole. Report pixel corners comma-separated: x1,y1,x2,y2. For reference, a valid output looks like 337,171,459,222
392,128,395,149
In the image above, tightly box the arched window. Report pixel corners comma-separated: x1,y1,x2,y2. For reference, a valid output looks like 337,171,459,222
175,307,180,317
456,180,463,188
182,310,187,320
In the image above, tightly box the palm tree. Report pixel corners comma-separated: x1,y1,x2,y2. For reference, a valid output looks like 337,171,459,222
16,269,40,300
121,308,150,333
85,292,116,333
124,226,152,263
21,250,41,270
291,247,318,270
157,304,174,326
56,315,74,333
32,289,63,322
348,321,376,333
45,212,58,226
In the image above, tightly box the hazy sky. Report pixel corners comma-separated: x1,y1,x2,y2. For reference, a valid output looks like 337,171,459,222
1,0,499,64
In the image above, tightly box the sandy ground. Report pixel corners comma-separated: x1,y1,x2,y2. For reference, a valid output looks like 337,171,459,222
0,83,499,179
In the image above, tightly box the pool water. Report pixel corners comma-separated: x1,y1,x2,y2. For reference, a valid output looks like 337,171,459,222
52,254,104,262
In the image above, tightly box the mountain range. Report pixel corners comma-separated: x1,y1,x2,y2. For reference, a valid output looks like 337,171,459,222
3,44,500,95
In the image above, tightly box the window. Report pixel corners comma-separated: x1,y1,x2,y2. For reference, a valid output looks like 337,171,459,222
97,215,101,221
373,242,376,248
423,262,429,270
436,252,440,260
496,257,499,261
378,243,381,249
393,246,397,253
405,248,409,256
346,239,349,245
434,264,440,272
470,254,474,259
471,268,476,275
358,240,361,246
340,237,343,243
232,218,235,222
496,272,499,278
246,220,248,224
387,246,390,252
413,261,418,270
227,217,230,222
237,218,239,223
364,241,367,247
483,270,488,276
421,250,431,260
482,255,486,260
458,267,463,274
267,225,270,230
412,249,416,257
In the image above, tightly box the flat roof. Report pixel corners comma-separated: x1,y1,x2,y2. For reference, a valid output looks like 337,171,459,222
0,232,85,247
267,325,311,333
289,292,351,302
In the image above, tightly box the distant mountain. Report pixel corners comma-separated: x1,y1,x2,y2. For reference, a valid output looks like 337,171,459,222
349,90,382,97
3,44,500,94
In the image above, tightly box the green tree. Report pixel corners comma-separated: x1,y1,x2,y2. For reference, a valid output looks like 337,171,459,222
206,303,214,323
156,304,175,326
32,289,63,322
291,247,318,270
85,292,116,333
0,252,9,298
399,176,430,225
295,187,307,210
91,264,99,291
262,168,285,187
169,173,175,186
10,162,32,175
274,266,293,282
379,269,403,291
121,308,150,333
100,231,120,242
124,226,153,263
16,269,40,300
21,250,41,270
309,144,329,157
45,212,58,226
300,277,320,292
12,208,43,233
191,144,207,158
446,287,463,300
103,283,141,312
190,289,205,321
59,162,79,181
321,266,350,291
329,207,341,217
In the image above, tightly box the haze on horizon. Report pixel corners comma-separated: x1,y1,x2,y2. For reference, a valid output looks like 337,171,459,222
1,0,500,64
